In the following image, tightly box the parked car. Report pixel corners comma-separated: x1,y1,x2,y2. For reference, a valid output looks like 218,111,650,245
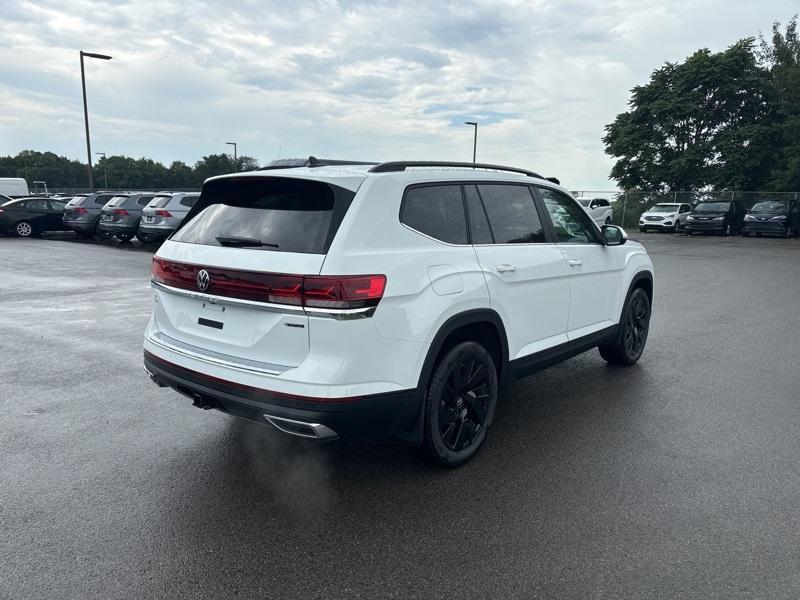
97,193,157,241
63,192,118,237
576,197,613,225
142,159,654,467
0,178,30,198
741,199,800,238
638,203,693,232
138,192,201,242
0,196,69,237
684,200,746,235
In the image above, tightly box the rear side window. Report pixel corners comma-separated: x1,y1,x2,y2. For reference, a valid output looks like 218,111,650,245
475,184,546,244
464,185,494,244
179,195,199,208
149,196,172,208
400,185,467,244
172,177,354,254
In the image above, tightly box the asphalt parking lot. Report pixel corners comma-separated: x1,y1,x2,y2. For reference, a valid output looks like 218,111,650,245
2,232,799,599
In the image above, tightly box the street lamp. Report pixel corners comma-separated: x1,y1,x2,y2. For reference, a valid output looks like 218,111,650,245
95,152,108,189
80,50,112,192
226,141,237,169
464,121,478,163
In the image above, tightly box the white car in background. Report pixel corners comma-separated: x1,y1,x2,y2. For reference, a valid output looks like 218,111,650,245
576,197,614,225
638,203,693,232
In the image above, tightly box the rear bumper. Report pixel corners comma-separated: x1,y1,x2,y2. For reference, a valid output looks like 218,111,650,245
63,219,97,233
143,350,420,439
97,222,138,235
138,224,175,236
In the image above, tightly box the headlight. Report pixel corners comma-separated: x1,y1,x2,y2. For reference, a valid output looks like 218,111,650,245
744,214,755,221
770,215,787,221
687,216,695,221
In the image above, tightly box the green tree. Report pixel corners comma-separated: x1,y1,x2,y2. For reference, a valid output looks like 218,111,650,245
193,153,259,185
603,40,775,191
760,16,800,190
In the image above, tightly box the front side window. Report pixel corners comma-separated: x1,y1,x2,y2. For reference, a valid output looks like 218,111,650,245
474,184,545,244
538,187,599,244
401,185,467,245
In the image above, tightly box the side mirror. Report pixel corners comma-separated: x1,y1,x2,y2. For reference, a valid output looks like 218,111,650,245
601,224,627,246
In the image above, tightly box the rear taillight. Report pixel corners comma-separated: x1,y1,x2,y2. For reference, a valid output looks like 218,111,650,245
155,210,172,217
152,258,386,312
113,209,129,215
73,207,88,214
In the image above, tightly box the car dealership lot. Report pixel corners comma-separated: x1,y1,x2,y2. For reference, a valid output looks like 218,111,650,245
2,233,799,599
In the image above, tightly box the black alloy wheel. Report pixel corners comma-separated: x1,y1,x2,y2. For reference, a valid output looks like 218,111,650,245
599,288,651,365
424,341,498,467
116,232,135,242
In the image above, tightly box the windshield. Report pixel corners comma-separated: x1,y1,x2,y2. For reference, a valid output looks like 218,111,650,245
105,196,129,207
148,195,172,208
751,201,788,213
649,204,680,213
172,177,354,254
694,202,730,212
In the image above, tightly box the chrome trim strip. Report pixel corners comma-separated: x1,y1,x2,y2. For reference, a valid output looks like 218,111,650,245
147,331,292,376
152,280,377,319
263,414,339,440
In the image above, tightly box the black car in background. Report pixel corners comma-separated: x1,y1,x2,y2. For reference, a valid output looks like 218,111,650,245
741,199,800,237
0,196,69,237
684,200,746,235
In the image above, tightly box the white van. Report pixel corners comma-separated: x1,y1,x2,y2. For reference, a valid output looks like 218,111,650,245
0,178,30,198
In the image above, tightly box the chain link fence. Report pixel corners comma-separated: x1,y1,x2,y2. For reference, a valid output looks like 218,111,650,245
572,191,800,229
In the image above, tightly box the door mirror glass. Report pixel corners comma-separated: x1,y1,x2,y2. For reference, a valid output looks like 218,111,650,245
602,224,627,246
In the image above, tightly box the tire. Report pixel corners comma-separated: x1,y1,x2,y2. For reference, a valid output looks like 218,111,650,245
96,230,114,240
721,221,731,236
14,221,34,237
639,227,647,233
599,288,651,366
115,232,135,242
672,221,680,233
138,233,154,243
423,341,498,468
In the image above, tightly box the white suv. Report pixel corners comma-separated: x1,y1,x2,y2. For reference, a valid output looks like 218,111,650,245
639,203,693,232
576,197,614,225
143,159,654,467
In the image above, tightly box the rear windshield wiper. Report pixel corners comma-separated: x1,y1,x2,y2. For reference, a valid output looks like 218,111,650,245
215,235,279,248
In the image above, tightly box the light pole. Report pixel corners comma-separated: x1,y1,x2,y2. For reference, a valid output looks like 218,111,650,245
80,50,112,192
226,141,237,170
95,152,108,189
464,121,478,163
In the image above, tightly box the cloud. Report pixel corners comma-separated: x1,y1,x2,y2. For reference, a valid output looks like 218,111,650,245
0,0,798,188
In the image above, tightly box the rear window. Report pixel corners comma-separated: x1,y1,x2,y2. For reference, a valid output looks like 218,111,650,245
149,195,172,208
172,177,354,254
106,196,129,207
179,195,199,208
66,196,87,207
94,194,115,205
136,195,155,206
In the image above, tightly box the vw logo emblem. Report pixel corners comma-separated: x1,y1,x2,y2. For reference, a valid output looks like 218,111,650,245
196,269,210,291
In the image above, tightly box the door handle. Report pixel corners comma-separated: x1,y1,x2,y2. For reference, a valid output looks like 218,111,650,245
496,264,517,273
567,259,583,268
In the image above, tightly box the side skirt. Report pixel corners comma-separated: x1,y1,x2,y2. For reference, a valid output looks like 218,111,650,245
509,324,619,381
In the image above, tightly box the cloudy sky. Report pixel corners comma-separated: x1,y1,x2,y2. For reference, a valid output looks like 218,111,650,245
0,0,797,189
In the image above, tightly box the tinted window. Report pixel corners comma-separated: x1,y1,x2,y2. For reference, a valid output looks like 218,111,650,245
464,186,494,244
136,195,154,206
26,199,48,209
180,195,199,208
148,196,172,208
476,184,545,244
401,185,467,244
538,187,599,244
172,177,351,254
94,194,115,205
66,196,87,207
106,196,129,207
49,200,66,210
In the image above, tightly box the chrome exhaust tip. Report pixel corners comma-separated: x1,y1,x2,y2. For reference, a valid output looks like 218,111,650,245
263,414,338,440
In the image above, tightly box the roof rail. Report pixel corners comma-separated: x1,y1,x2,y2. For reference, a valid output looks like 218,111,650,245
368,161,544,179
258,156,378,171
